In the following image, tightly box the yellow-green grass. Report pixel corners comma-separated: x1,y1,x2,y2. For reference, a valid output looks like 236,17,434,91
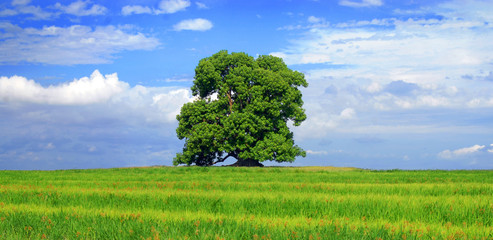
0,167,492,239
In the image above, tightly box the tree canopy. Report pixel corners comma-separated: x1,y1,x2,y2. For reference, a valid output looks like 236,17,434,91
174,50,308,166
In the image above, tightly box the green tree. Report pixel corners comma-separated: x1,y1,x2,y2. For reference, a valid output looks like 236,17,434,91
174,50,308,166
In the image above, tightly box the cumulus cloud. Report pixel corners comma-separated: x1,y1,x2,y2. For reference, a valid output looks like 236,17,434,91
272,0,493,89
454,145,485,155
157,0,190,14
151,89,192,122
0,23,160,65
293,105,358,139
54,0,107,16
0,70,195,169
438,144,486,159
340,108,356,120
122,0,190,16
108,85,193,126
0,70,128,105
271,0,493,140
173,18,213,31
339,0,383,8
1,0,107,19
1,2,53,20
2,72,192,142
366,82,382,93
310,69,470,111
121,5,152,15
384,80,420,96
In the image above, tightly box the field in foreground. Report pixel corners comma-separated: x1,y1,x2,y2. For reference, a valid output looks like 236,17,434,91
0,167,492,239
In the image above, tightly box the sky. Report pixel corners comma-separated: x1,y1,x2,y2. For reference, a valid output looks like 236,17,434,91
1,0,493,170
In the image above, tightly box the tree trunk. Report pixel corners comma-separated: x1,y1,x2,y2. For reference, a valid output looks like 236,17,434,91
229,158,264,167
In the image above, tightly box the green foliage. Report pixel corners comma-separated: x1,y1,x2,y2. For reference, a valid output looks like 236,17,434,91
0,168,492,239
175,50,308,166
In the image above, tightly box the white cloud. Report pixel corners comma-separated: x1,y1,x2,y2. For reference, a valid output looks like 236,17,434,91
0,70,194,169
339,0,383,8
0,70,128,105
152,89,193,122
438,144,486,159
366,82,382,93
54,0,107,16
0,9,17,17
438,0,493,23
278,16,330,31
109,85,193,125
273,17,492,71
340,108,356,120
1,0,53,20
306,150,328,155
273,1,493,83
308,16,323,23
271,0,493,123
0,70,194,125
300,53,331,64
438,150,458,159
293,105,359,139
44,143,55,150
0,23,160,65
196,2,207,9
173,18,213,31
121,5,152,15
271,52,330,64
160,77,193,83
16,4,52,20
121,0,190,16
455,145,485,155
11,0,31,6
157,0,190,14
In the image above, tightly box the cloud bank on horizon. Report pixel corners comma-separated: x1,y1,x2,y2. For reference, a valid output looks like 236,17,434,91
0,0,492,170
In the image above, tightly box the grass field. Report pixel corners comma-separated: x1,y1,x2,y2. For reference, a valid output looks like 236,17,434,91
0,167,492,239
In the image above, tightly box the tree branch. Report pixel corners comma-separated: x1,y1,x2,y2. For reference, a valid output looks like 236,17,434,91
214,153,234,164
227,88,233,113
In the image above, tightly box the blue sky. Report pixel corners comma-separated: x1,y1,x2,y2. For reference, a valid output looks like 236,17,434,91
1,0,493,170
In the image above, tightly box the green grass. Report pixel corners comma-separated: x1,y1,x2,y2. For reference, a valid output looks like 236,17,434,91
0,167,492,239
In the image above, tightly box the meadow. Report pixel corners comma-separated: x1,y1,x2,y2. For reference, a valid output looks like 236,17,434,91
0,166,491,239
